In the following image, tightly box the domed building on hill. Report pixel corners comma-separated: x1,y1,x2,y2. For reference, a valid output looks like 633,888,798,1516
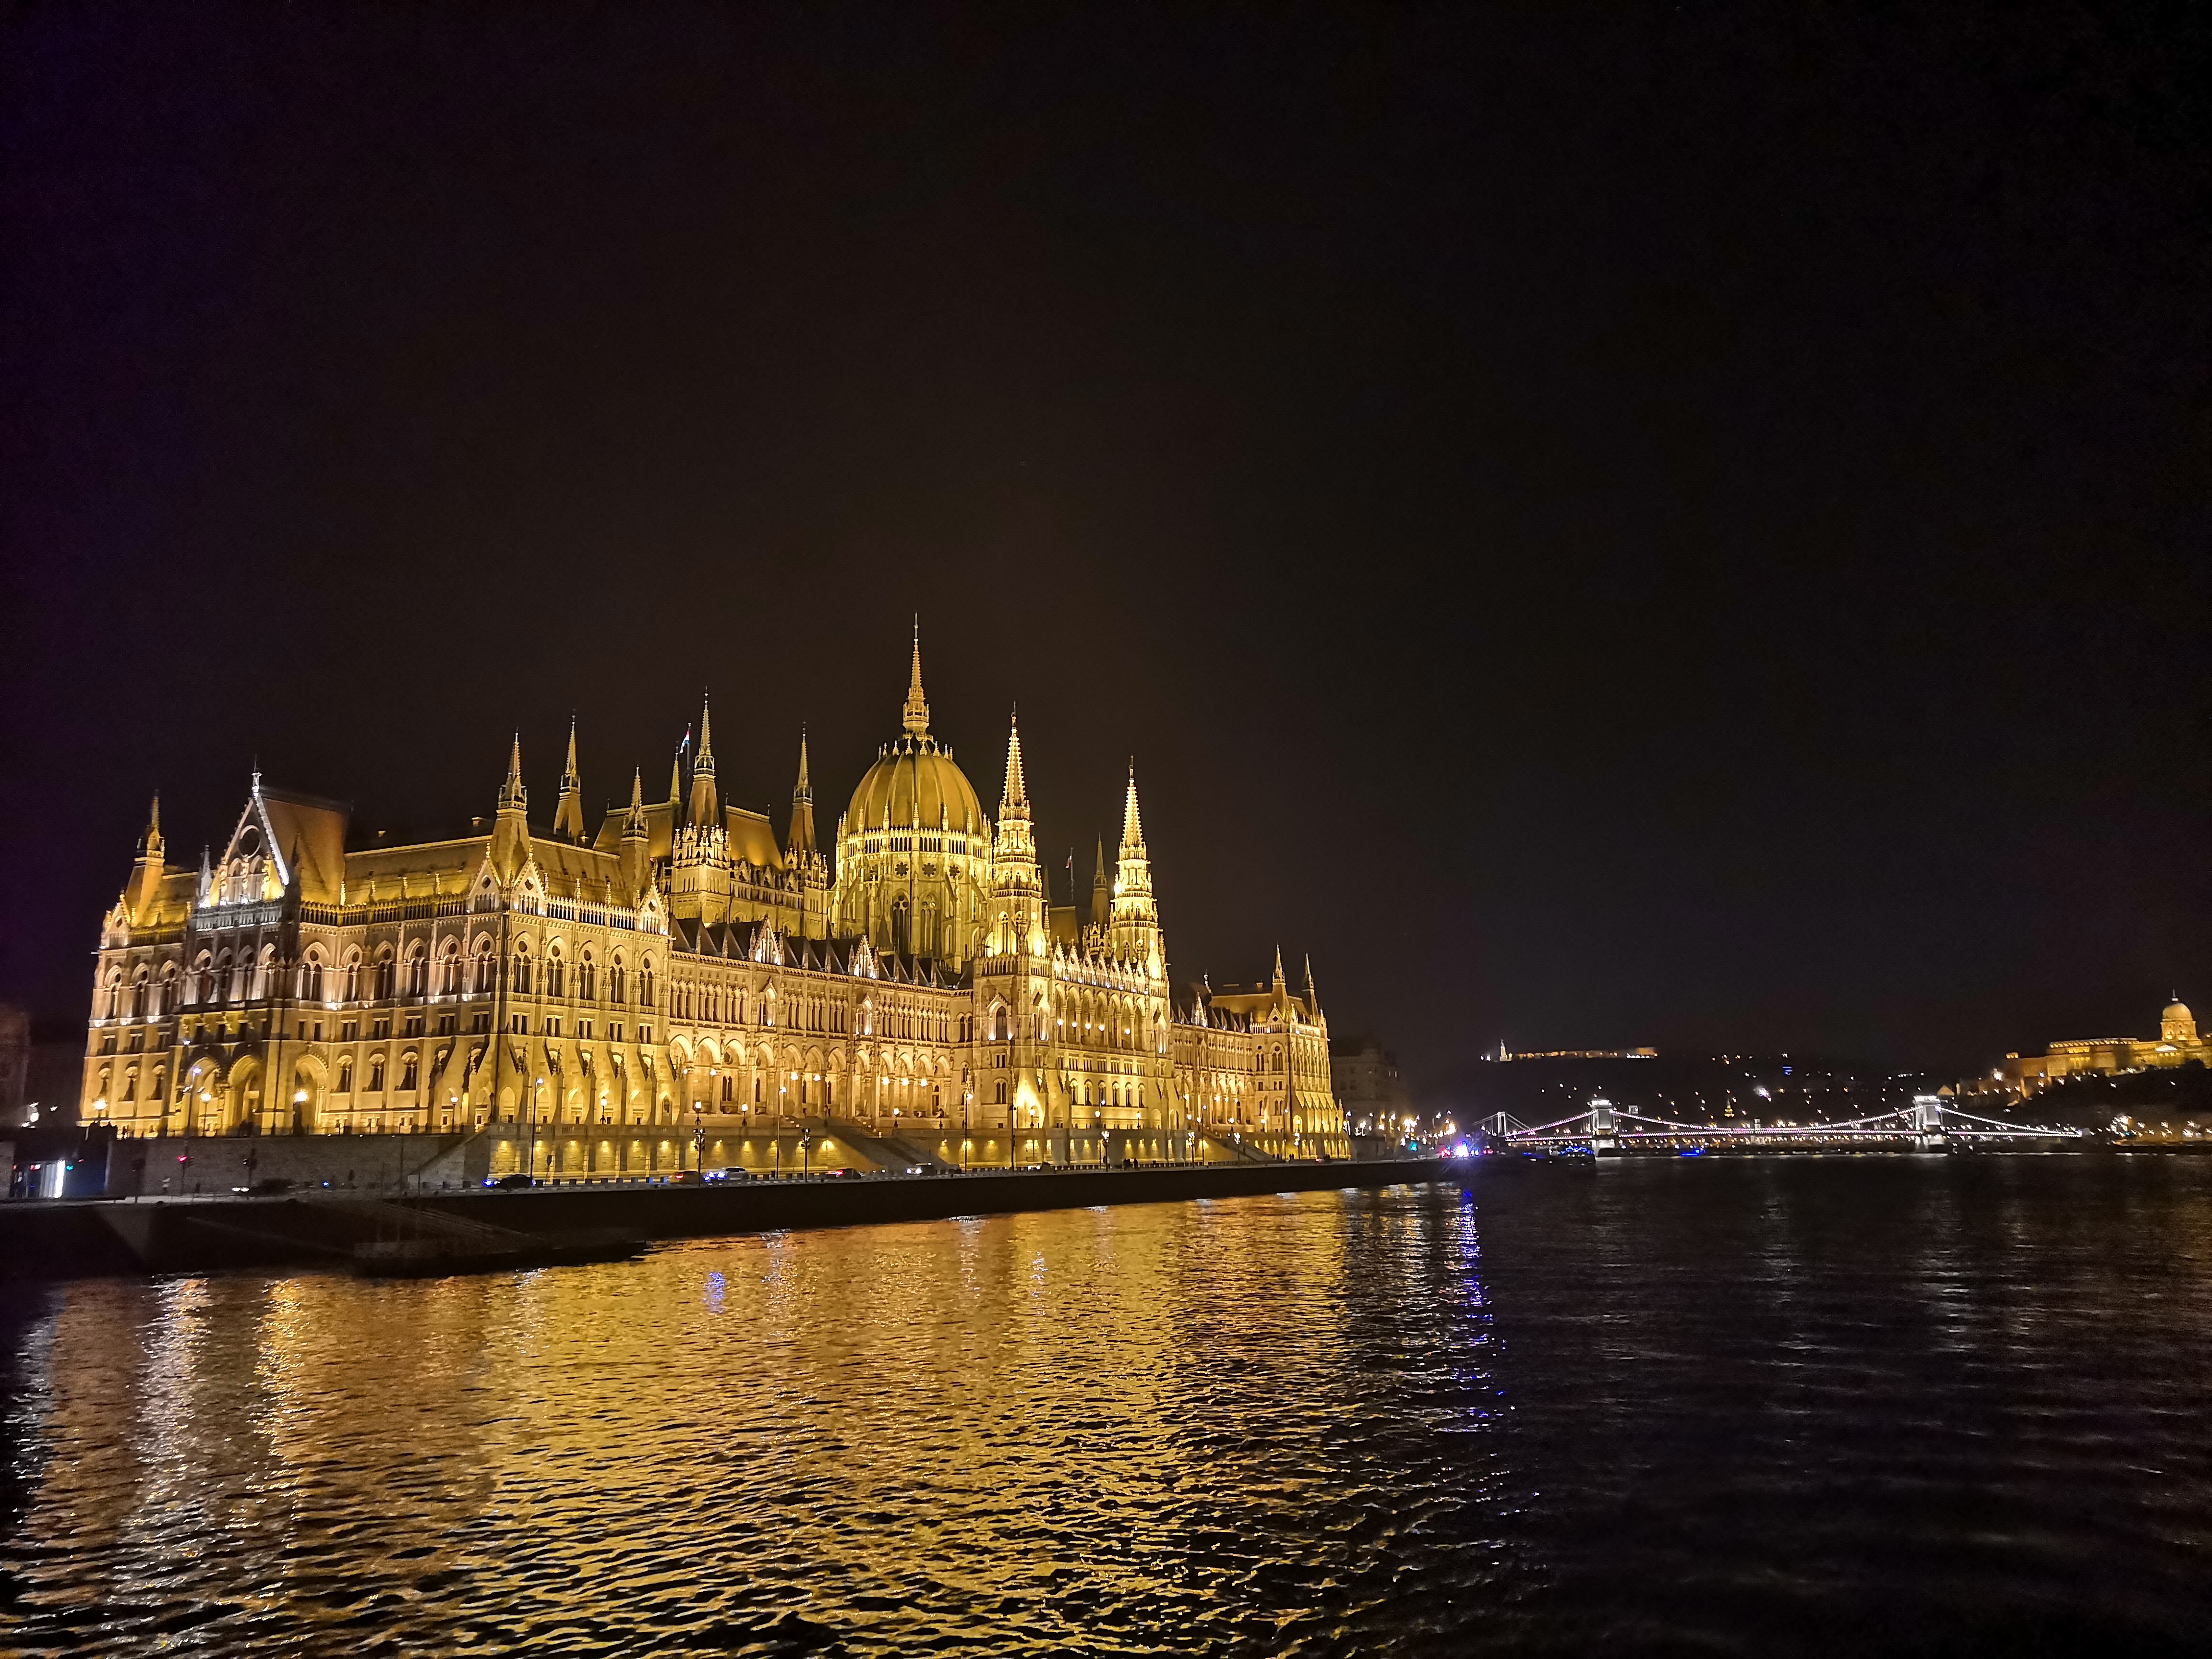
73,633,1346,1178
2003,997,2208,1093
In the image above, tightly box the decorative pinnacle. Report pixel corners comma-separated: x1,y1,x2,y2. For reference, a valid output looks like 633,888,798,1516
1121,763,1144,850
696,695,715,768
499,734,527,811
902,620,930,736
795,726,811,798
1273,944,1286,985
1001,708,1028,811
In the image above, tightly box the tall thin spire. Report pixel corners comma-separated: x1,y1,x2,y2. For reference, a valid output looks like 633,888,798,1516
139,793,164,858
1000,708,1029,813
1304,953,1319,1012
1090,834,1110,928
498,733,527,813
1273,944,1286,987
1120,762,1144,851
788,728,817,858
553,717,586,841
902,619,930,736
688,695,720,826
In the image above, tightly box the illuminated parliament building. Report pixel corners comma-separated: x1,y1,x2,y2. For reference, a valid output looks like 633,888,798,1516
79,639,1346,1176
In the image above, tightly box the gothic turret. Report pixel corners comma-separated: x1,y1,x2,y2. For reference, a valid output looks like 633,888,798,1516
788,729,816,858
990,709,1045,953
128,793,166,924
1110,766,1162,974
1089,835,1109,930
688,696,720,827
491,734,531,882
553,719,586,842
619,768,653,901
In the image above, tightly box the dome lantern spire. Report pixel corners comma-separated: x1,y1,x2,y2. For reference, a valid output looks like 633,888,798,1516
902,618,930,737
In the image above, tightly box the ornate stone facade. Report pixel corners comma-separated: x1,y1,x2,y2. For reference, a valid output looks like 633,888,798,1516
79,639,1346,1172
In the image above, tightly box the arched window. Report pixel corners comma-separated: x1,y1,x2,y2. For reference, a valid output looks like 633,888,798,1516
545,951,565,999
400,1052,419,1091
513,952,533,994
638,962,656,1008
720,1073,733,1103
129,968,149,1018
438,942,461,995
122,1066,139,1101
301,953,325,1002
993,1006,1009,1043
150,1066,165,1105
337,1057,354,1094
405,947,428,998
609,959,625,1004
373,950,396,1000
94,1066,111,1108
473,943,497,995
192,954,214,1004
994,1080,1007,1105
578,955,596,1002
342,952,362,1002
368,1054,386,1092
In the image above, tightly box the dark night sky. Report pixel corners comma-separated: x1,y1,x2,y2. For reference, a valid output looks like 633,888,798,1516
2,5,2206,1094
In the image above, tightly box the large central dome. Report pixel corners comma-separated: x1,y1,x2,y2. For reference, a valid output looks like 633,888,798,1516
847,733,984,836
843,633,984,834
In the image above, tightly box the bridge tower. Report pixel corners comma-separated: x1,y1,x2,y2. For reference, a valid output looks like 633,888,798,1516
1589,1096,1621,1156
1911,1094,1950,1152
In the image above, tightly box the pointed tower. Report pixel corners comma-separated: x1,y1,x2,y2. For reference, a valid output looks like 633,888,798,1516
129,793,166,924
688,695,721,826
491,734,531,882
1110,766,1162,974
788,728,816,858
1089,835,1109,931
1304,953,1320,1016
553,718,587,842
989,709,1045,954
619,768,653,901
902,620,930,737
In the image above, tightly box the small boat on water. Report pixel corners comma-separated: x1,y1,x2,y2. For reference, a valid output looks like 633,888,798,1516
351,1227,646,1278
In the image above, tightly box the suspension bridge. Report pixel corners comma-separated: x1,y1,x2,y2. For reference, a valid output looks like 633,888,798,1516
1475,1094,2083,1154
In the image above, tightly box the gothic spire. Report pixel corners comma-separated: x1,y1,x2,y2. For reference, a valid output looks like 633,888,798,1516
139,792,164,858
902,619,930,736
688,695,720,827
1000,708,1029,813
1273,944,1286,987
1304,953,1319,1011
788,728,817,857
553,718,586,842
1120,763,1144,851
498,733,527,813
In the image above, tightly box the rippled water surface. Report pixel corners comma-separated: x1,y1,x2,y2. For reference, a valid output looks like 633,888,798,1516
5,1158,2212,1655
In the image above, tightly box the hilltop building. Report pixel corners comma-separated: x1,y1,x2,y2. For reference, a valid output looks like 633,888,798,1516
2001,998,2207,1094
77,639,1346,1175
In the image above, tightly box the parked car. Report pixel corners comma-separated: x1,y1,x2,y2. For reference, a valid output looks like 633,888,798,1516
485,1173,536,1190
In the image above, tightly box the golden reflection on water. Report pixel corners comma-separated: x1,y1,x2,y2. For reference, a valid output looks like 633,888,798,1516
11,1189,1479,1656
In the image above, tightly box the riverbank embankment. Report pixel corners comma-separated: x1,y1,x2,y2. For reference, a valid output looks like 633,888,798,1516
0,1157,1448,1282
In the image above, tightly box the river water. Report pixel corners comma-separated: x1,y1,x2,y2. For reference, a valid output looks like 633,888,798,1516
3,1157,2210,1656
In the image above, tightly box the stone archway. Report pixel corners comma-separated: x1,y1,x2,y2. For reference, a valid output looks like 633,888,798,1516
290,1055,328,1133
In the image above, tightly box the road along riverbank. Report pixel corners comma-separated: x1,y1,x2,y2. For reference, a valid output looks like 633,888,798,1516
0,1156,1448,1281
